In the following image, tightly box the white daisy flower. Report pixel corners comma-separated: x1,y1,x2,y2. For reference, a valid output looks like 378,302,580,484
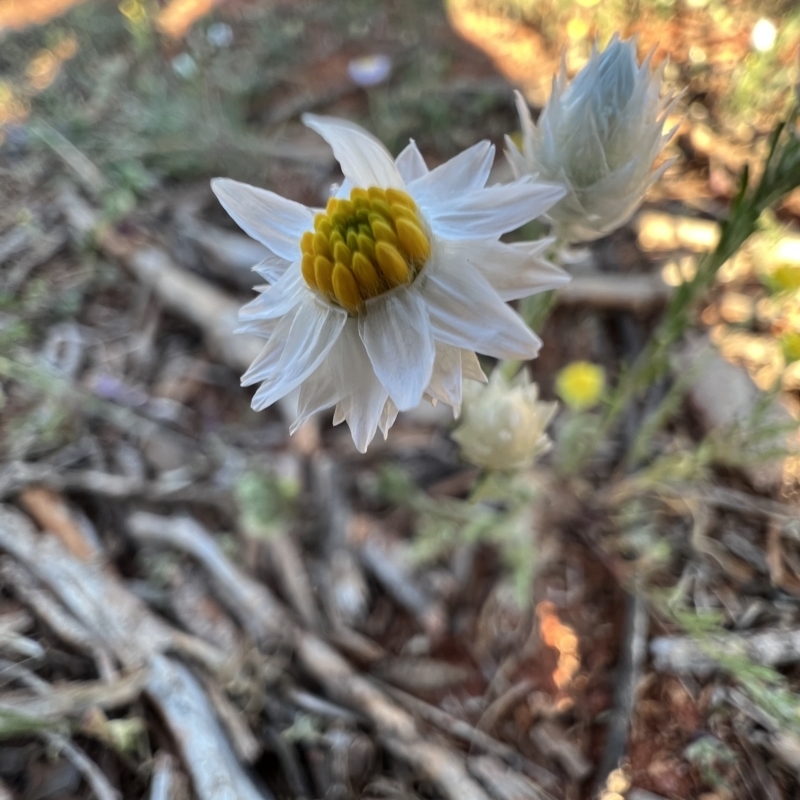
212,115,568,452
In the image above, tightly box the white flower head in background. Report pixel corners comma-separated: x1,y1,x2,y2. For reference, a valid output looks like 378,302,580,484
212,115,568,452
452,369,557,471
507,35,677,243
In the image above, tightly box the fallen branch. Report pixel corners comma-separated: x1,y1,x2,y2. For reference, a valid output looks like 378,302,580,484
0,505,269,800
148,753,179,800
127,512,288,646
381,682,558,791
651,627,800,676
44,733,121,800
128,511,496,800
0,558,116,681
557,272,672,312
311,455,369,627
0,461,228,505
469,755,553,800
18,487,100,561
0,670,146,722
146,655,272,800
594,592,648,790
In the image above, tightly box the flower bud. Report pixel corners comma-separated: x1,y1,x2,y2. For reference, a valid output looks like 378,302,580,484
507,36,676,243
555,361,605,411
452,370,557,470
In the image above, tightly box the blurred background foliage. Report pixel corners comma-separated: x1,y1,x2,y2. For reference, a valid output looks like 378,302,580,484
1,0,797,188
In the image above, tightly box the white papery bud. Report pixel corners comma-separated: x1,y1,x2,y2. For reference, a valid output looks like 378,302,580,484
507,36,676,243
452,370,557,471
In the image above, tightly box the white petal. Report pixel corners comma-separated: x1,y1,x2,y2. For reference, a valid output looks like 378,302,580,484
292,360,338,432
241,305,299,386
241,336,287,386
250,300,347,410
239,264,306,322
334,179,354,199
332,322,389,452
421,257,541,360
423,176,565,240
460,349,487,383
379,399,399,438
426,343,462,415
358,289,435,412
443,238,569,300
235,317,280,340
253,251,292,284
211,179,313,262
338,384,387,453
395,140,428,182
504,134,527,179
513,89,537,163
302,114,404,189
408,140,494,209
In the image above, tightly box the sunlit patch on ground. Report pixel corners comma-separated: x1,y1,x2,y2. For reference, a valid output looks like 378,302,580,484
0,0,88,31
0,0,220,35
446,0,557,106
536,600,581,694
155,0,220,38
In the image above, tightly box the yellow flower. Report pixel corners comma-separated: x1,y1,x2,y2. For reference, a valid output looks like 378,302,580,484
782,332,800,363
769,265,800,293
555,361,605,411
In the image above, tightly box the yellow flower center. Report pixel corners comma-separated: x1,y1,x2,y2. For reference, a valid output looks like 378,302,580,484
300,187,431,313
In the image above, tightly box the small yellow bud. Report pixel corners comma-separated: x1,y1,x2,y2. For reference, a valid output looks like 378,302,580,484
333,241,352,267
301,254,317,289
313,231,331,259
329,229,344,250
314,255,334,295
782,332,800,364
332,264,361,312
386,188,416,210
555,361,605,411
352,252,382,297
357,234,376,261
375,242,410,286
396,217,430,263
300,230,315,256
371,219,399,247
769,265,800,293
371,198,393,221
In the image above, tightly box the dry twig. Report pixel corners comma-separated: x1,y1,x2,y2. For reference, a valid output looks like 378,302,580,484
127,512,287,646
651,627,800,676
0,558,116,680
58,187,262,374
128,510,496,800
146,655,271,800
44,733,121,800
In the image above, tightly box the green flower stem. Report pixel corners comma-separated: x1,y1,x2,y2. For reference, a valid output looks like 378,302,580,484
570,114,800,470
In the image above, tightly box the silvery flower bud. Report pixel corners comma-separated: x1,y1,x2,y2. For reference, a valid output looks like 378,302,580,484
506,36,676,243
452,370,557,471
